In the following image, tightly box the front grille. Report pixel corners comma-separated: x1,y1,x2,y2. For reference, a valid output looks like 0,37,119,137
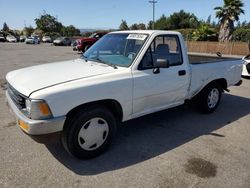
246,63,250,74
7,84,26,109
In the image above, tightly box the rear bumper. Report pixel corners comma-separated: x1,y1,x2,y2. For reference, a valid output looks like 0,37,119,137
6,91,66,135
234,79,242,86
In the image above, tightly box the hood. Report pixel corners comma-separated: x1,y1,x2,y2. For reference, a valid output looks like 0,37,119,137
6,59,120,97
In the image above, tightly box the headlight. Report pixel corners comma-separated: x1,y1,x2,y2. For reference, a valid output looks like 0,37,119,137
24,99,53,120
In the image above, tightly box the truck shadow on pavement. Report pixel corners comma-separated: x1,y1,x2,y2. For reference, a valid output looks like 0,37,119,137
33,93,250,175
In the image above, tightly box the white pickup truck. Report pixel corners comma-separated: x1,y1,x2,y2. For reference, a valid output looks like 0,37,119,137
6,30,243,159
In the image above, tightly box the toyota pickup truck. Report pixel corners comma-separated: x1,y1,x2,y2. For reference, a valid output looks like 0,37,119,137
5,30,243,159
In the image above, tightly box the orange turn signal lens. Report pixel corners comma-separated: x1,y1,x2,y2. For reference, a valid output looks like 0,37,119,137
38,103,51,116
18,120,29,131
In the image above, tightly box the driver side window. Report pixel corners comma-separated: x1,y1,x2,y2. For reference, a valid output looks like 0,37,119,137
139,35,183,70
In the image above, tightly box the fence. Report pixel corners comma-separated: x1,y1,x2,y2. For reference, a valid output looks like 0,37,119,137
186,41,249,56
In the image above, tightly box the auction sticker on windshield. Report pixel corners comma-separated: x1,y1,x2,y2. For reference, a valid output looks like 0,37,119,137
127,34,147,40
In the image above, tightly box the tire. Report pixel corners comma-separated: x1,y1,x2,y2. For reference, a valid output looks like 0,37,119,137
84,45,90,52
195,83,222,113
62,106,117,159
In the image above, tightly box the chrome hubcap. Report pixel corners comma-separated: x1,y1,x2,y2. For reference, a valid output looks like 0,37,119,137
207,88,219,108
78,117,109,151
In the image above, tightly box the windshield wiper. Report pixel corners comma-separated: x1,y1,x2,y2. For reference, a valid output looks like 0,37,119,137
93,58,118,69
81,54,88,62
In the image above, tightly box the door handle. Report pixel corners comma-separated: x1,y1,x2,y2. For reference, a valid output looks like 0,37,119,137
178,70,186,76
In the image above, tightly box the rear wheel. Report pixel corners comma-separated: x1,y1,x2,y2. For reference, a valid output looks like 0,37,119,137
195,83,222,113
62,106,117,159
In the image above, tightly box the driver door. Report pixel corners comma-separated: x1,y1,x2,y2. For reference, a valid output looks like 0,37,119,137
132,34,189,118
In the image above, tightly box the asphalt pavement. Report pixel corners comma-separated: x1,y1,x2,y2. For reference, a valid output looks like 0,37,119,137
0,43,249,188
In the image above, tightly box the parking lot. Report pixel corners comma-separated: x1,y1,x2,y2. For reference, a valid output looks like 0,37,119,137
0,43,250,188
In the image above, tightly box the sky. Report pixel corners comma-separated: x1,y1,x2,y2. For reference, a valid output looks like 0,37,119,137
0,0,250,30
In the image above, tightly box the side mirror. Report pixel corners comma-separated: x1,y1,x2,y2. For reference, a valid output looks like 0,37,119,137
155,59,170,68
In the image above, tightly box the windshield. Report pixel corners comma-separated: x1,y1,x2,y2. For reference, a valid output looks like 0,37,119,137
83,33,148,67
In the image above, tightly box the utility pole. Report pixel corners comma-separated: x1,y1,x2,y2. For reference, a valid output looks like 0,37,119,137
149,0,157,29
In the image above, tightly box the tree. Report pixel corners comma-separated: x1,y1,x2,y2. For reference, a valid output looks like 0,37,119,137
119,20,129,30
61,25,80,36
22,26,35,36
35,12,63,33
33,29,44,39
130,24,139,30
168,10,199,29
130,23,146,30
2,22,10,32
147,21,154,30
214,0,244,42
137,23,146,30
154,14,169,30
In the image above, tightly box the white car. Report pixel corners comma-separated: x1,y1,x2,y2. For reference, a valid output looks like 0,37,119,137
25,36,40,44
0,34,5,42
42,36,52,43
6,35,17,42
242,54,250,77
6,30,243,159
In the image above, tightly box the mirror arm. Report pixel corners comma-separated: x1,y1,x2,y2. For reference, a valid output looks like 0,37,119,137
153,67,160,74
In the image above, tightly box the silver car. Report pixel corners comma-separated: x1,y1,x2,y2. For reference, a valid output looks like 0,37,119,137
25,36,40,44
42,36,52,43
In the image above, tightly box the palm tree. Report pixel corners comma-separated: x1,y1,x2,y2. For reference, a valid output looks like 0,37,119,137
214,0,244,42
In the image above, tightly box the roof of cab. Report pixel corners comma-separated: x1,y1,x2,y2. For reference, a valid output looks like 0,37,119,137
110,30,180,35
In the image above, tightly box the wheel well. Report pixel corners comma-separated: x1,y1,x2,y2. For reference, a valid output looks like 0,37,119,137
66,99,123,122
207,78,227,91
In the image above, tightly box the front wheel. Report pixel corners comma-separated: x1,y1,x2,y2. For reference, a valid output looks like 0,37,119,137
62,106,117,159
195,84,222,113
84,45,90,52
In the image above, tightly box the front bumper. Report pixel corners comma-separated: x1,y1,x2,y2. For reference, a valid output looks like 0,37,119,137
6,91,66,135
73,45,82,51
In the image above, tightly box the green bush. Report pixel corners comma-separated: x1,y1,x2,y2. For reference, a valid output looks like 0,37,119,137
176,29,195,40
192,25,217,41
232,28,250,42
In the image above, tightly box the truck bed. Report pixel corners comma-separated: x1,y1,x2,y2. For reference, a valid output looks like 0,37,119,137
188,53,241,64
187,55,243,99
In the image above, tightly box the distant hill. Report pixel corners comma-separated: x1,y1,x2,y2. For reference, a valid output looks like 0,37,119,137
79,29,96,33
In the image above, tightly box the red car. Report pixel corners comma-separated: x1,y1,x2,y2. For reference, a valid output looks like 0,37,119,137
73,32,107,52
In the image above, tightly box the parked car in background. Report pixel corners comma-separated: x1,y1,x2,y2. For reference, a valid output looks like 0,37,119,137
242,54,250,77
0,34,5,42
53,37,71,46
73,32,107,52
6,35,17,42
25,36,40,44
42,36,52,43
19,35,27,42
